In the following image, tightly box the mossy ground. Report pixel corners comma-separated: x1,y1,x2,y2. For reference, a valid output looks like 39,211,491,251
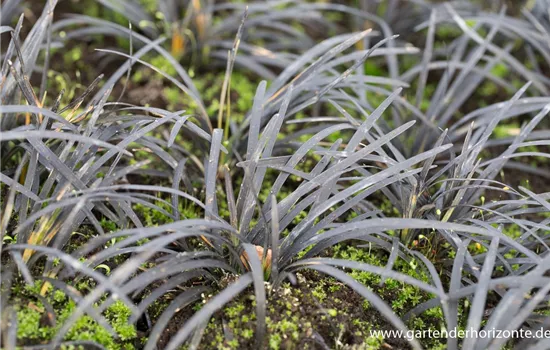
124,243,450,350
11,281,138,349
9,199,534,349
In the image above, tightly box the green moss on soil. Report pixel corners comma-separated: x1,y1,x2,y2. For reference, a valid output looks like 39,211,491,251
13,283,137,349
145,244,453,349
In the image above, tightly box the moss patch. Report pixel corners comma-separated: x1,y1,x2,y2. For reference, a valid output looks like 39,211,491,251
150,244,452,349
179,272,400,350
13,283,137,349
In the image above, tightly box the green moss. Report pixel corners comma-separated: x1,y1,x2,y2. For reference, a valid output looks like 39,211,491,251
225,303,246,319
138,0,159,13
241,328,254,339
63,47,82,65
268,332,282,350
132,197,202,228
15,287,137,349
311,284,327,303
164,72,258,122
436,24,463,40
100,218,118,232
332,244,447,348
191,272,399,349
493,123,520,139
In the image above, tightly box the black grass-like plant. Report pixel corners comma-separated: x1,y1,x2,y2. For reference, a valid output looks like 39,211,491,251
0,0,23,27
48,0,460,80
2,1,550,350
50,0,550,80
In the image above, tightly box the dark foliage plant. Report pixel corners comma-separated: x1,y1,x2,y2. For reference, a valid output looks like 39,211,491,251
51,0,349,79
47,0,550,81
1,1,550,349
0,0,22,27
